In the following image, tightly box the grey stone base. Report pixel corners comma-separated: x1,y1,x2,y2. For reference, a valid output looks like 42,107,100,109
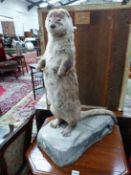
37,112,116,167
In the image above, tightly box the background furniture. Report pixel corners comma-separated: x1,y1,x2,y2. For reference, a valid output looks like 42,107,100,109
0,38,6,62
26,117,128,175
29,63,44,99
0,37,28,78
12,55,28,75
0,60,18,80
39,4,131,111
0,114,34,175
6,46,28,75
0,38,28,75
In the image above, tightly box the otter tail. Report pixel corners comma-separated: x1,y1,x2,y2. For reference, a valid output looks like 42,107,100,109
80,109,116,120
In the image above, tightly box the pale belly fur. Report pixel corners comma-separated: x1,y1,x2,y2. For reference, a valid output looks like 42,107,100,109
44,68,80,124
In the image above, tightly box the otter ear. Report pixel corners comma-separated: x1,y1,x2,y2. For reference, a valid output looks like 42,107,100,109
60,9,70,18
47,9,56,18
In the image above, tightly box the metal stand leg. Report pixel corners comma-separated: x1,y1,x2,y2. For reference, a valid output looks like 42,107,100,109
30,68,36,100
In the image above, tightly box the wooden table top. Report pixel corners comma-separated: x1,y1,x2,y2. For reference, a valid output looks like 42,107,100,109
26,124,129,175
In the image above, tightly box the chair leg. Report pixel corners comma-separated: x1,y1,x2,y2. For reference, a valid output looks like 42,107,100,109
22,56,28,74
21,59,25,76
24,57,28,73
0,108,2,116
1,71,4,81
18,66,21,75
14,70,18,79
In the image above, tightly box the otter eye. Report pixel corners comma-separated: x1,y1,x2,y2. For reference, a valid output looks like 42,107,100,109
57,19,61,22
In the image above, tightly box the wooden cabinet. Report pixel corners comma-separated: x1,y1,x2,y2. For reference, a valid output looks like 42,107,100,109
38,3,131,110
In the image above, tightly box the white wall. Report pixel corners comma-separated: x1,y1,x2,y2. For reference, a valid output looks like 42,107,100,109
0,0,39,36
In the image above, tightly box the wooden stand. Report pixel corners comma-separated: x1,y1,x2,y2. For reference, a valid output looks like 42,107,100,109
26,120,129,175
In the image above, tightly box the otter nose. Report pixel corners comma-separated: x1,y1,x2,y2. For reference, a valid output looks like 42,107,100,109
50,24,56,29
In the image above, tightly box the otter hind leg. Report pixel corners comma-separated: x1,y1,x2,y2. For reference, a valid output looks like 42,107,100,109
62,121,77,137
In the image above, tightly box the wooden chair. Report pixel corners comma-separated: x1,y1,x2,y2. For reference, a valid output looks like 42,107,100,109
0,114,34,175
11,55,28,75
0,38,28,76
0,38,19,79
0,37,15,63
0,60,18,80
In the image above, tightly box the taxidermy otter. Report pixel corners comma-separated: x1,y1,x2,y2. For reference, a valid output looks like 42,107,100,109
37,8,115,136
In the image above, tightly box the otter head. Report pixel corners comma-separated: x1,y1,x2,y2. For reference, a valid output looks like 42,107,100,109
45,8,74,37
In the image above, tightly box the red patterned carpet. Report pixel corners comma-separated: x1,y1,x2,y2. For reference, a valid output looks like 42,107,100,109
0,86,6,96
0,92,38,139
0,50,38,115
0,74,32,115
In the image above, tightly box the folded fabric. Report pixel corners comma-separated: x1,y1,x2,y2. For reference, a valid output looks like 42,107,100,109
37,112,116,167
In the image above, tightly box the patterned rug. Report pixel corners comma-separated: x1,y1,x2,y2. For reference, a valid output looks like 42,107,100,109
0,86,6,96
0,74,32,115
0,92,35,125
0,92,39,141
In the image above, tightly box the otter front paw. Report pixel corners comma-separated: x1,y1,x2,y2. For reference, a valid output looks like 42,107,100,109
50,122,60,128
37,59,45,71
57,70,66,77
50,119,61,128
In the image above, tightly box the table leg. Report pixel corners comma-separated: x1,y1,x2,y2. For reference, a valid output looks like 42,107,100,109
21,58,25,76
23,56,28,73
